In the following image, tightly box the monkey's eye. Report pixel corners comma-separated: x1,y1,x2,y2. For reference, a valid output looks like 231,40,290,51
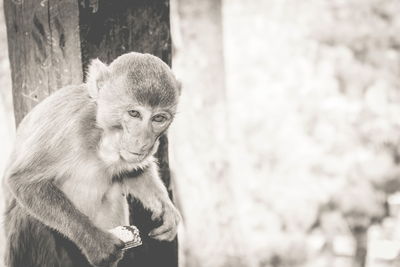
128,110,141,118
152,114,168,123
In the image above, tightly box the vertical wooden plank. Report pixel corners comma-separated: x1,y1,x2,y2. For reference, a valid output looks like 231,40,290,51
79,0,171,68
4,0,50,125
47,0,83,91
4,0,82,126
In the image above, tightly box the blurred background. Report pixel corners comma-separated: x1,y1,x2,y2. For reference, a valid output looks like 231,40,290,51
2,0,400,267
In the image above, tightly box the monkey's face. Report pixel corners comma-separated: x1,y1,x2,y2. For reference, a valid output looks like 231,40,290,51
88,53,180,165
96,85,177,164
118,105,173,163
96,95,176,165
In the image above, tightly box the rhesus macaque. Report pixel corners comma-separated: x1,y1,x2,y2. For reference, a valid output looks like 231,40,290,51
2,52,181,267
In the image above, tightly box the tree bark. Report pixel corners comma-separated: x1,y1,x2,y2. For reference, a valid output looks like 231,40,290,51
4,0,82,125
171,0,245,266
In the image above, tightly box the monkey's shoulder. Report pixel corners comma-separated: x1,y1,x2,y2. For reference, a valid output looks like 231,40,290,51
12,85,98,165
16,85,96,140
19,85,90,127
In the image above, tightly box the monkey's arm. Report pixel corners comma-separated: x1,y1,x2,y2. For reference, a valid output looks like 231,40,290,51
6,171,124,266
124,163,181,241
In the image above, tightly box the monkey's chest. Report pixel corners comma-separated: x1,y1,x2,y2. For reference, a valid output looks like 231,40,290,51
92,183,130,230
59,176,130,230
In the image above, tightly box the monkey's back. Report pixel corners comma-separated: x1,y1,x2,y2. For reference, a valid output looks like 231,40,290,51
7,85,96,169
3,85,100,210
2,85,99,267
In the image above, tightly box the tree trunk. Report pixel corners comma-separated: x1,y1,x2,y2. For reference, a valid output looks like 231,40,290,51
4,0,83,125
352,226,368,267
171,0,245,266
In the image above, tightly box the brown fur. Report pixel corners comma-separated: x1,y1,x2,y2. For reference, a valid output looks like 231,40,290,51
3,52,181,267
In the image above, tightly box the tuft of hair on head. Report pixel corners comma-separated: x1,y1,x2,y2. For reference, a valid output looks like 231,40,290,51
85,58,110,99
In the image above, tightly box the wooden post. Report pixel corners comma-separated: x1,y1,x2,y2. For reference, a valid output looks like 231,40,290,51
171,0,245,266
4,0,83,125
4,0,177,266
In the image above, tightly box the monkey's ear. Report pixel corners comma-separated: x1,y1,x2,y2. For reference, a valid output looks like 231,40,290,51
85,58,110,99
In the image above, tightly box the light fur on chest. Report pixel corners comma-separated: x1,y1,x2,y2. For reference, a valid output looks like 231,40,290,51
55,133,154,230
57,159,130,230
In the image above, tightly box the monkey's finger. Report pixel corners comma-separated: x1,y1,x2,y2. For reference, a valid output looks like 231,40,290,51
110,256,123,267
151,211,163,221
149,223,178,241
151,229,177,242
107,250,124,265
148,224,173,237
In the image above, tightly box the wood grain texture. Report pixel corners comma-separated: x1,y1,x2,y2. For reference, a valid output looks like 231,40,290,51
4,0,82,125
79,0,171,69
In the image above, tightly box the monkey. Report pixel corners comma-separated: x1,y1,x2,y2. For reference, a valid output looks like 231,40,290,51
2,52,181,267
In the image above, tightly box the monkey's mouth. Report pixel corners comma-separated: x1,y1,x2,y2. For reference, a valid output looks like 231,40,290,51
120,150,147,163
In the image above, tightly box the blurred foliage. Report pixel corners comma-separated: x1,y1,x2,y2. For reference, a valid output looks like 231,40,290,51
221,0,400,266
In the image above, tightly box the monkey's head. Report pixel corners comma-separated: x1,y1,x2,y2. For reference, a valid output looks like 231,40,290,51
86,52,180,165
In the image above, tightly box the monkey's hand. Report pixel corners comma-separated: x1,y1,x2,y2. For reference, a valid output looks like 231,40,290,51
82,231,125,267
148,200,181,241
124,162,181,241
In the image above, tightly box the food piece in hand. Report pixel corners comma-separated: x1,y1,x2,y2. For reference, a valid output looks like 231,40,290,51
108,225,142,250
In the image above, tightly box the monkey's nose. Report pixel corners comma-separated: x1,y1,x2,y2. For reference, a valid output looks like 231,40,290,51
134,139,151,152
138,141,152,153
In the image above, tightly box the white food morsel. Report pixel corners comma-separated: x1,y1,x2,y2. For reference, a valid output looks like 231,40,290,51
108,225,142,249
